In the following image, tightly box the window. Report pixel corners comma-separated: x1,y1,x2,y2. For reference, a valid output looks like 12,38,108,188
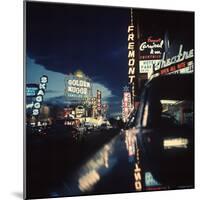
143,76,194,129
160,100,193,128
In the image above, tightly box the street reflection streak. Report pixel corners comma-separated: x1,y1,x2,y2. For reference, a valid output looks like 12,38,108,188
124,129,136,157
78,170,100,192
77,137,117,192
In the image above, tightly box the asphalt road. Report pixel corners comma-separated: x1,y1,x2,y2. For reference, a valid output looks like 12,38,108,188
26,126,133,199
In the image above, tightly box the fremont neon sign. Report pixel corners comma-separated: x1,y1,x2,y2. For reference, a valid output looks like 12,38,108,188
128,25,136,84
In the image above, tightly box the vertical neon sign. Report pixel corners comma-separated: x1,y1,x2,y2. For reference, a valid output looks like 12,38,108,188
128,8,136,109
97,90,102,115
32,75,48,116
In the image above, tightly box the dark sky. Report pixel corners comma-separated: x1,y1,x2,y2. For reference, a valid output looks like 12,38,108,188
26,2,129,93
26,1,194,116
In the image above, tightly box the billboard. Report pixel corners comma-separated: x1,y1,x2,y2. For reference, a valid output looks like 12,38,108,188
150,44,194,76
139,60,160,74
64,72,92,101
154,44,194,73
139,36,164,60
139,36,165,77
159,59,194,75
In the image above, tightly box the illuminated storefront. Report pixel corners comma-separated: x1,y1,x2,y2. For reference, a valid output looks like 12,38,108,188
127,9,194,115
75,105,85,118
64,71,106,120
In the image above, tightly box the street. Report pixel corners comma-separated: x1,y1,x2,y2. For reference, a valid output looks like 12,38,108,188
25,3,194,199
26,126,134,199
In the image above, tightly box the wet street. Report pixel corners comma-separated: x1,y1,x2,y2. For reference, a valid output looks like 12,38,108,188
26,126,135,199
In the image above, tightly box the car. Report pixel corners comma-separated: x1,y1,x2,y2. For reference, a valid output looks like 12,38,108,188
125,74,194,191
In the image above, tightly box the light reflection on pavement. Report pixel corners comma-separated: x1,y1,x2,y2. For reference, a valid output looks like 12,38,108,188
53,130,137,196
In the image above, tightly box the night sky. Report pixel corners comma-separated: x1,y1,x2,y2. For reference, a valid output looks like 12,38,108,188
26,1,194,116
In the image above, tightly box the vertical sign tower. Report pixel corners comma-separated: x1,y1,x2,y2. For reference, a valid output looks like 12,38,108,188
127,8,138,109
97,90,102,115
122,86,132,122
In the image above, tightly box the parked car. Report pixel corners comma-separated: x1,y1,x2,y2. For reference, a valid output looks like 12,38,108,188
126,74,194,191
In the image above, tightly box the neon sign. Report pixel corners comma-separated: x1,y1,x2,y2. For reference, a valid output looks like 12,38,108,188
122,89,131,122
65,73,92,99
26,84,38,97
97,90,102,114
154,45,194,71
127,9,138,107
32,75,48,116
140,37,164,54
128,25,136,84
